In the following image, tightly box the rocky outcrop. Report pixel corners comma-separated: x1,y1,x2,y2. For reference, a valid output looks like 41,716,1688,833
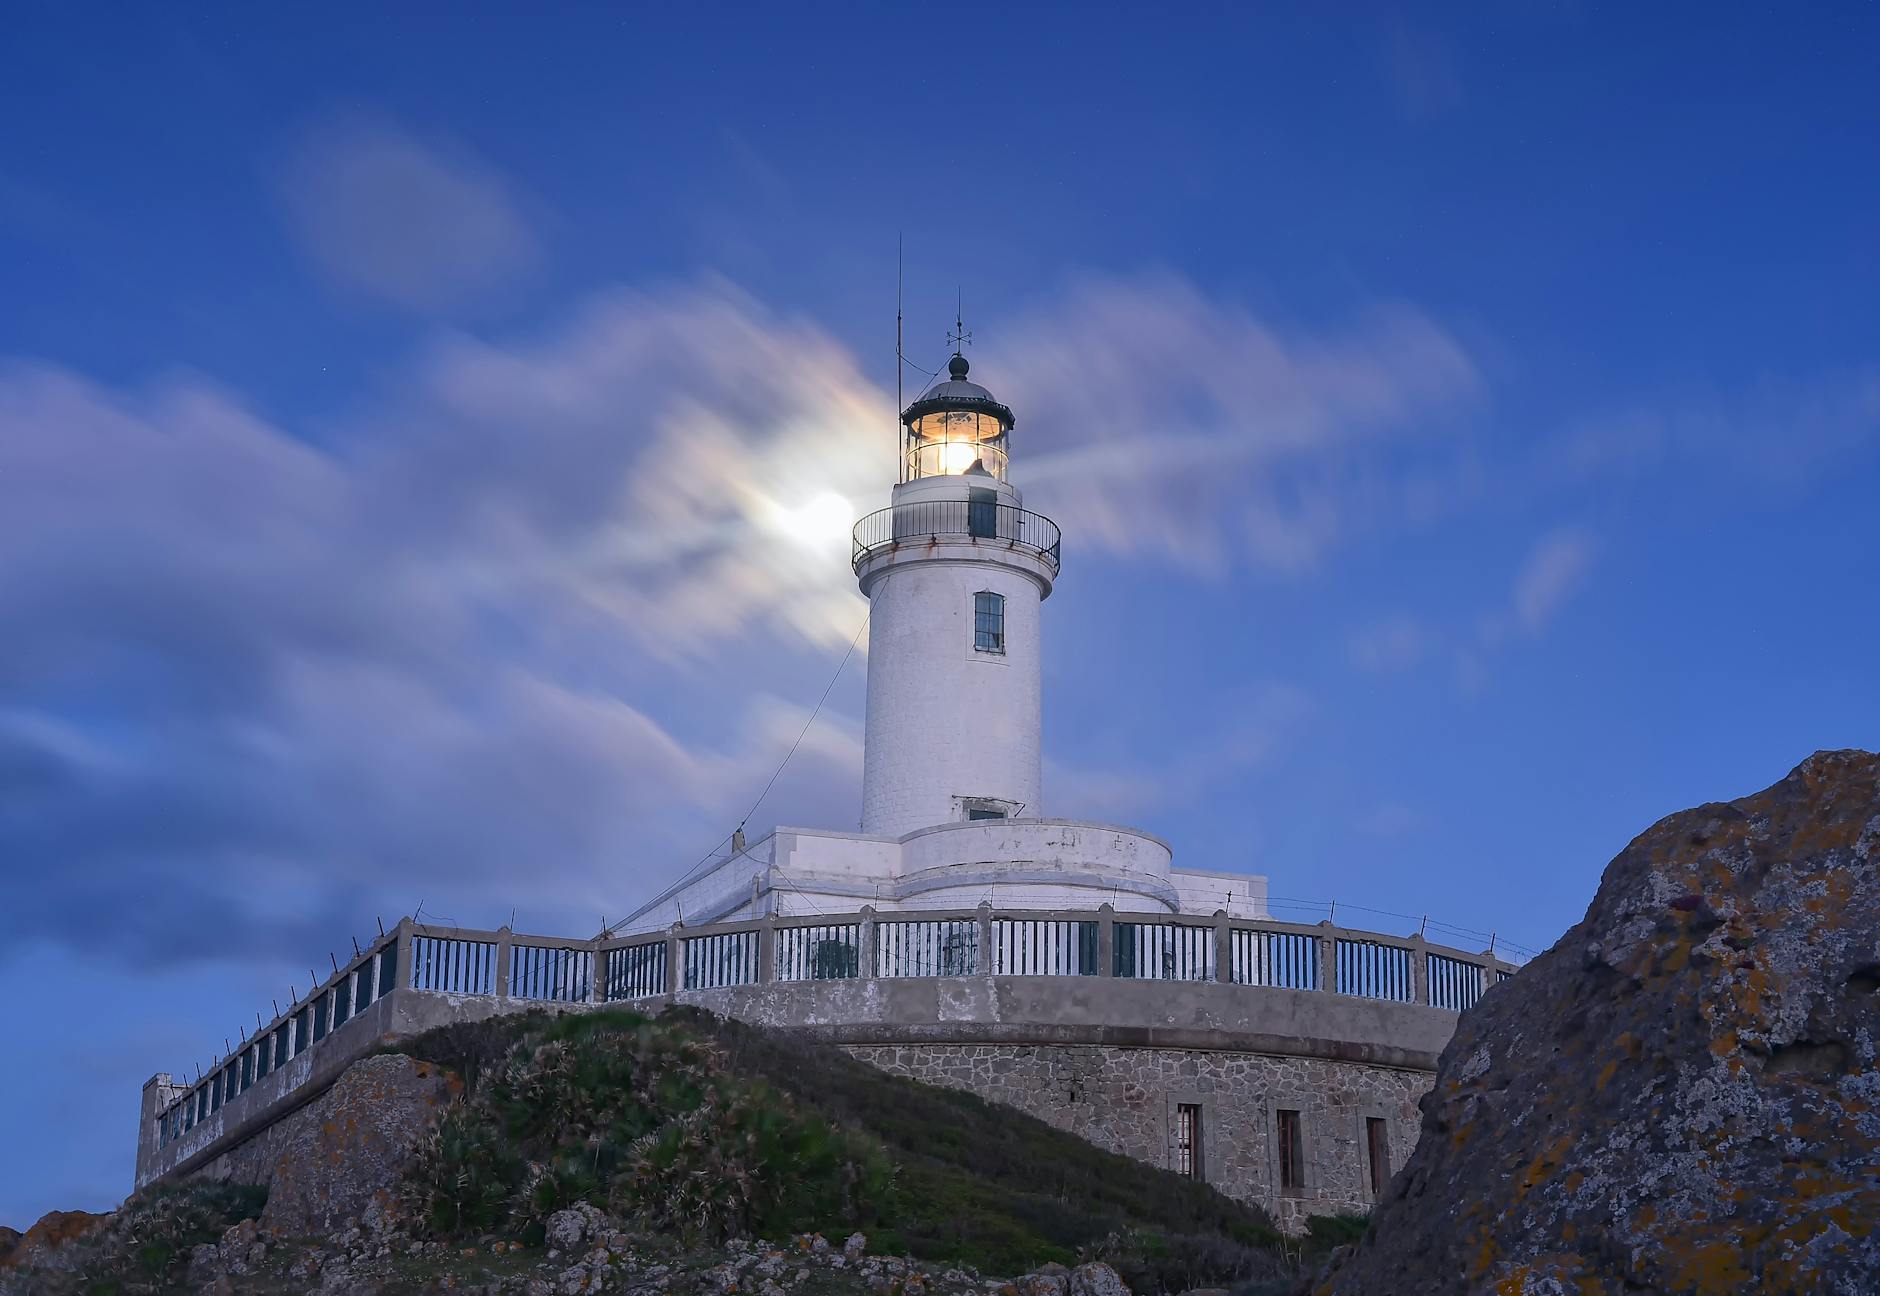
0,1210,108,1275
257,1052,459,1237
1318,749,1880,1295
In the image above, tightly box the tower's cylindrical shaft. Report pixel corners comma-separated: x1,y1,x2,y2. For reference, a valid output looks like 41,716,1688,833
854,476,1055,838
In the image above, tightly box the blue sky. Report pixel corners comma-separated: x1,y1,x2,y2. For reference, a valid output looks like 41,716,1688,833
3,3,1877,1224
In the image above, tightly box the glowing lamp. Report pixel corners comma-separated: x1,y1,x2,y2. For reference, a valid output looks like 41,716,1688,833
900,353,1014,482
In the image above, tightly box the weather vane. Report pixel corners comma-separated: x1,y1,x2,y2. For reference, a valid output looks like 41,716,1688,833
948,288,972,356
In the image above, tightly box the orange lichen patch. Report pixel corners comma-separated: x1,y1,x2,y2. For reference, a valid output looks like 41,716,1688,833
1659,1238,1753,1293
0,1211,109,1270
1595,1059,1620,1090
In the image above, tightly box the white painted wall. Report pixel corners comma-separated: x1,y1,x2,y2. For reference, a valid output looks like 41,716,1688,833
1169,867,1270,918
858,476,1048,837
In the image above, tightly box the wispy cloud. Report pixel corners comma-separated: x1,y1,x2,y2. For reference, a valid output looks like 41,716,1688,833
999,273,1482,573
0,268,1480,971
1348,614,1430,674
1511,527,1597,635
274,112,543,314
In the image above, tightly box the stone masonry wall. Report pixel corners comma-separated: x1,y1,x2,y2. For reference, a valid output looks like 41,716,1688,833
842,1042,1432,1232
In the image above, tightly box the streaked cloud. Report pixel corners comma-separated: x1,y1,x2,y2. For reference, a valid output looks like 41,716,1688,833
1001,273,1482,572
275,112,543,314
1512,527,1597,635
0,271,1480,971
1348,615,1431,674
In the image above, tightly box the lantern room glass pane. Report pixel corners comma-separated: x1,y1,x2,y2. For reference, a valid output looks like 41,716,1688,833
905,410,1008,481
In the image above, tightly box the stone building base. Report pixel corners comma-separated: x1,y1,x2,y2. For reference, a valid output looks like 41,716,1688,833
841,1042,1431,1232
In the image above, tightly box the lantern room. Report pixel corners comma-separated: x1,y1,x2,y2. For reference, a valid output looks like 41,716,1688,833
901,353,1015,482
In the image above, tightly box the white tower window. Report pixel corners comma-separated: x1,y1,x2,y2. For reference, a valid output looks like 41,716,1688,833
974,591,1005,654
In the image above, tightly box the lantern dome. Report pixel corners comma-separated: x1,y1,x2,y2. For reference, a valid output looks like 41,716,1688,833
900,354,1015,481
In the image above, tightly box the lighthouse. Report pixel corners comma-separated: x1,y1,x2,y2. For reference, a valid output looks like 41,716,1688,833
620,329,1266,930
852,350,1060,838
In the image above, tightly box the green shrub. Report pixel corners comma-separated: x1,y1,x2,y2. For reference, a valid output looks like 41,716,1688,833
66,1180,266,1294
398,1011,891,1246
395,1006,1295,1285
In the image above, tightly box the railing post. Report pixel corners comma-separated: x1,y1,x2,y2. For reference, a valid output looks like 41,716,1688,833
588,937,606,1005
975,902,994,976
666,923,684,996
859,905,878,981
758,915,777,985
1317,920,1338,994
495,926,513,998
1410,934,1430,1005
1212,909,1231,984
393,917,415,991
1098,903,1115,978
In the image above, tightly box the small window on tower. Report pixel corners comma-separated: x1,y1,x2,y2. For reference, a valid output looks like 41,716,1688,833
974,591,1004,654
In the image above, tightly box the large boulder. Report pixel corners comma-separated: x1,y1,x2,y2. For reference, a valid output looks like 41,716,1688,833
0,1210,108,1277
1318,749,1880,1295
258,1052,459,1237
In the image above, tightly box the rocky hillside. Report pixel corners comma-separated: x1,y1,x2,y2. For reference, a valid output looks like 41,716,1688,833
1315,749,1880,1295
4,1008,1355,1294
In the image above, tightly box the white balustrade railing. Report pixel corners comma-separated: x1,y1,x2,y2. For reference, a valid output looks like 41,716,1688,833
605,940,667,1000
151,904,1522,1167
877,918,979,977
682,930,760,990
1113,921,1215,981
993,917,1098,976
1337,937,1415,1002
510,943,592,1002
775,923,861,982
1230,928,1320,990
1427,951,1486,1012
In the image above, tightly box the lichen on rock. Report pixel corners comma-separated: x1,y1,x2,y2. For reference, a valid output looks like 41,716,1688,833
258,1051,460,1238
1316,749,1880,1295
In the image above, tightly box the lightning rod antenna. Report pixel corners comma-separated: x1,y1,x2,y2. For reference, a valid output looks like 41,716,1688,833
896,235,904,452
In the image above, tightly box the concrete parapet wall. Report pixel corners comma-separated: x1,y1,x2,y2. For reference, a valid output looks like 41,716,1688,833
671,975,1458,1071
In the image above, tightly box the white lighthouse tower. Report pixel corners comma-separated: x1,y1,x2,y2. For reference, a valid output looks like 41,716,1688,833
854,349,1058,837
621,332,1266,929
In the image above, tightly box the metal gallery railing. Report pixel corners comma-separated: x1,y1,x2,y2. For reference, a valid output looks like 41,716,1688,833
151,904,1517,1161
851,501,1062,571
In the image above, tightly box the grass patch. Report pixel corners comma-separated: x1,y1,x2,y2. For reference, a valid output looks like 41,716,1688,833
395,1008,1296,1288
64,1180,267,1294
398,1009,892,1247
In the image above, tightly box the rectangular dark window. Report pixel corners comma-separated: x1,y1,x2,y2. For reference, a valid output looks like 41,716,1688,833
1367,1117,1390,1198
240,1049,254,1092
294,1007,311,1054
313,995,328,1042
974,591,1004,653
966,807,1004,820
1175,1103,1204,1180
210,1072,222,1113
967,487,998,538
254,1040,268,1081
378,942,398,995
357,959,375,1009
1277,1108,1304,1192
274,1025,289,1070
334,978,352,1027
